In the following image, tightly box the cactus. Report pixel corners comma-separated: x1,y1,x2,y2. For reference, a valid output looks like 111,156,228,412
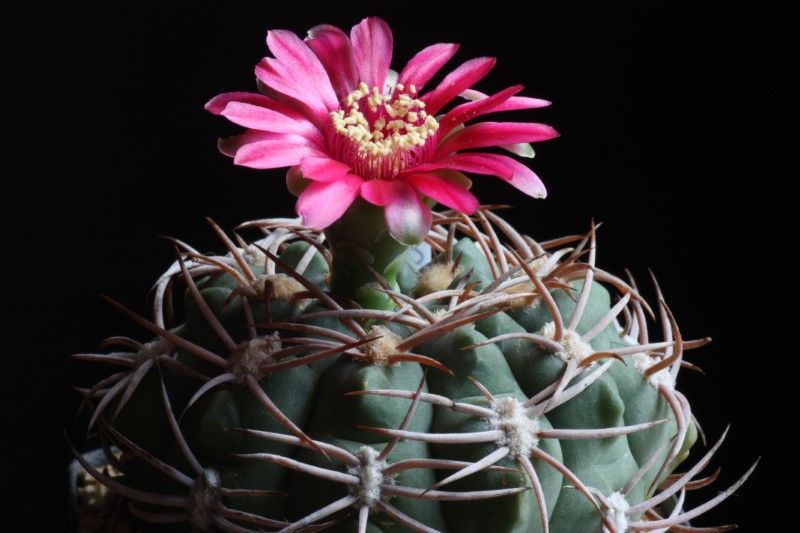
71,16,754,533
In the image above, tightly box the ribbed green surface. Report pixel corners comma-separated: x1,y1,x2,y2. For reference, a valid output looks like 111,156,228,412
102,232,692,533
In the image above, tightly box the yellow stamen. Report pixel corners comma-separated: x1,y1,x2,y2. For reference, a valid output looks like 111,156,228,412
329,82,439,180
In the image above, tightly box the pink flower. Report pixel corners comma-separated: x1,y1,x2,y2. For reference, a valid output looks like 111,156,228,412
207,17,558,244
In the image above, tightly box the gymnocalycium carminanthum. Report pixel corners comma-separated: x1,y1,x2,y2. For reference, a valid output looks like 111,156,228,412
71,16,756,532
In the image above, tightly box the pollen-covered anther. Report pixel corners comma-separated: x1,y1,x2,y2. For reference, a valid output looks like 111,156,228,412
134,337,175,368
633,352,675,389
347,446,394,508
330,82,439,180
539,321,594,364
228,332,282,382
361,325,403,366
490,396,540,458
189,468,222,530
604,491,630,532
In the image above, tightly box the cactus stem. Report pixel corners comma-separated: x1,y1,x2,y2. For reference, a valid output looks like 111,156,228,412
233,428,359,465
73,323,205,431
519,454,551,533
359,373,671,526
508,247,566,334
621,442,672,497
539,418,669,440
156,371,205,474
278,495,359,533
240,452,360,485
525,360,615,413
374,501,442,533
358,425,503,444
397,295,518,351
425,447,512,493
181,373,235,418
175,246,239,351
291,306,428,328
582,292,632,343
101,295,228,367
384,484,530,501
244,374,323,455
95,386,292,532
240,427,530,533
70,437,246,528
378,374,428,461
348,388,495,419
467,331,563,354
531,446,608,527
256,245,364,336
100,420,194,486
389,459,520,477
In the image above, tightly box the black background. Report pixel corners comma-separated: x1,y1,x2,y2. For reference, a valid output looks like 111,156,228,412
3,3,791,530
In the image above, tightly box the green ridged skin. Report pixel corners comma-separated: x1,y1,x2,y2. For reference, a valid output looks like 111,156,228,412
78,211,711,533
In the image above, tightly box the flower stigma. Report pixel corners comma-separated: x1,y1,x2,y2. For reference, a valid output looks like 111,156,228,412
330,82,439,180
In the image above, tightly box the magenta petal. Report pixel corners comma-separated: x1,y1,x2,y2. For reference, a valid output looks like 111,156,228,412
266,29,338,111
230,135,325,169
438,85,523,138
217,130,281,157
218,101,321,141
361,179,402,206
460,89,551,111
305,24,359,101
436,153,548,198
379,181,432,245
350,17,393,91
435,121,560,157
205,92,275,115
421,57,496,116
255,58,329,119
397,43,459,92
296,175,363,229
299,156,354,182
404,173,479,214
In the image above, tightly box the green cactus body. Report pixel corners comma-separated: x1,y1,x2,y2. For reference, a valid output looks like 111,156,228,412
69,207,750,533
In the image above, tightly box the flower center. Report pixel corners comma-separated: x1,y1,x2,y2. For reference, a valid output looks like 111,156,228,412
330,82,439,180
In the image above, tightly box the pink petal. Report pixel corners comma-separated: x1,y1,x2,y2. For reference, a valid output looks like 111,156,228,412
421,57,496,116
397,43,459,92
460,89,551,111
305,24,359,101
435,121,559,157
299,156,354,182
404,172,479,214
266,29,338,111
437,85,523,138
295,175,364,229
362,180,431,245
217,101,323,143
433,153,548,198
205,92,274,115
350,17,393,91
217,130,279,158
228,135,325,169
255,58,330,119
360,179,402,206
